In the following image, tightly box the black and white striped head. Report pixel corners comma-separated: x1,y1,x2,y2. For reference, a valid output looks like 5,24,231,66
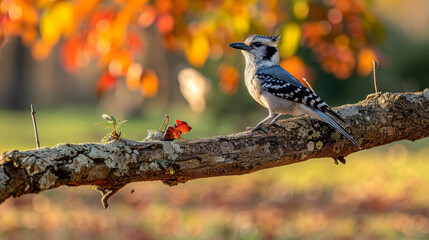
229,35,280,68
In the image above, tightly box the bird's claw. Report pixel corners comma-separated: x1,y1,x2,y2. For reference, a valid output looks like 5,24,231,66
248,126,269,134
267,122,282,128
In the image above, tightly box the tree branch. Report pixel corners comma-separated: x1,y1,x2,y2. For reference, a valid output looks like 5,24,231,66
1,90,428,207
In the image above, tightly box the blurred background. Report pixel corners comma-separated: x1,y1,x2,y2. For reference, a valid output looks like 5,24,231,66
0,0,428,239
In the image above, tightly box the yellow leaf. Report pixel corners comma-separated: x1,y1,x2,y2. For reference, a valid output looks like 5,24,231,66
293,0,309,20
110,22,126,48
51,1,74,36
35,0,53,8
279,23,301,58
40,2,74,44
232,12,250,36
40,10,60,44
186,34,209,67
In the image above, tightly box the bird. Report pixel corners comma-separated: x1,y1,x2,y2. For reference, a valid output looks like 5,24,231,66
228,34,361,148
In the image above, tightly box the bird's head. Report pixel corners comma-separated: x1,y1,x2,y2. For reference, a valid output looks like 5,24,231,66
228,35,280,68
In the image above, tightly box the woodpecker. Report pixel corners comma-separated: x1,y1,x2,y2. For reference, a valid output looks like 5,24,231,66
228,34,360,148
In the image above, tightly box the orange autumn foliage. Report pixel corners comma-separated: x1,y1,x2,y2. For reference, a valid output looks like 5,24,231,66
219,64,239,95
0,0,383,97
141,69,159,98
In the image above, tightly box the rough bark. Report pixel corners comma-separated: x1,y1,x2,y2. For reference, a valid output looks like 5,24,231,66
1,90,428,207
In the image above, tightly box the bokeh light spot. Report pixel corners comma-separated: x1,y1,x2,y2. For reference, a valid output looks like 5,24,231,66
327,8,343,24
317,20,331,35
294,1,309,20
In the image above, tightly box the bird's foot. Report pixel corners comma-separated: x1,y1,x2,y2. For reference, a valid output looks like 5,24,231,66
267,122,282,128
247,125,269,134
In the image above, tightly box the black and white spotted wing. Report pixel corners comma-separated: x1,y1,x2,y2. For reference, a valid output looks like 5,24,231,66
258,73,345,122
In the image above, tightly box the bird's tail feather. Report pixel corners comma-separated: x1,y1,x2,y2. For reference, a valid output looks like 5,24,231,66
325,108,345,123
305,107,361,149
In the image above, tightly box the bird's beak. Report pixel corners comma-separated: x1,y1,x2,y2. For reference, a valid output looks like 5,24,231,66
228,42,250,51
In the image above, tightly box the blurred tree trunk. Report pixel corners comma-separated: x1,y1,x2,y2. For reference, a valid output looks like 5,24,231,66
0,90,428,208
4,41,29,109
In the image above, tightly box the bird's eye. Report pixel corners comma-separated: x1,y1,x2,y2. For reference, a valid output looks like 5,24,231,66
252,42,262,47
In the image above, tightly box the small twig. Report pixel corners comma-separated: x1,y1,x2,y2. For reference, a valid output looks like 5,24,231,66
302,78,315,93
372,60,379,94
93,186,119,209
30,104,40,148
158,115,169,132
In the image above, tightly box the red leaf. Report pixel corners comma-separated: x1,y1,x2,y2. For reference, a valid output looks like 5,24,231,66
96,71,117,96
128,32,144,52
175,119,192,135
156,14,174,34
163,126,181,141
61,37,85,73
